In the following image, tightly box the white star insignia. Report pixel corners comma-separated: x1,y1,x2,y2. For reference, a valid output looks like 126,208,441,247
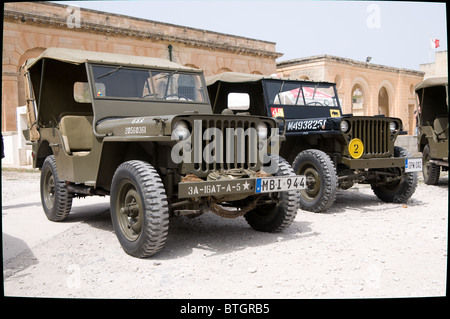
242,181,250,190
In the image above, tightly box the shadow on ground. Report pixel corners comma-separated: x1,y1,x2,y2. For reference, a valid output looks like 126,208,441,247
78,203,315,260
3,234,38,278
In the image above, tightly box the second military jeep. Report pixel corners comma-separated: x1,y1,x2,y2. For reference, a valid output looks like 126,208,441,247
415,76,448,184
206,72,421,212
23,48,303,258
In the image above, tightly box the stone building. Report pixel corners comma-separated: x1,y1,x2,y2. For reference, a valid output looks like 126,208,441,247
2,1,282,165
419,50,448,79
1,2,438,166
276,55,425,136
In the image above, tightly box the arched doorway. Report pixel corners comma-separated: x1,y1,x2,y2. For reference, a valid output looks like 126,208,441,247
378,86,389,116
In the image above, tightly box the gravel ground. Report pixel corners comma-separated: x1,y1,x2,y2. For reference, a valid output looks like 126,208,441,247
2,165,448,301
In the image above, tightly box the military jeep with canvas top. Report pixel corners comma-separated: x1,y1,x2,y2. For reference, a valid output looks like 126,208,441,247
206,72,421,212
415,76,448,184
23,48,302,258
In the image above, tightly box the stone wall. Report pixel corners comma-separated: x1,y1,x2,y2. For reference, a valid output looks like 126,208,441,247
2,1,282,133
2,1,283,165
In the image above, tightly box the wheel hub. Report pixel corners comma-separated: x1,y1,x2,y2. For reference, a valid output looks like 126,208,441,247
44,172,56,209
117,186,143,241
301,167,321,200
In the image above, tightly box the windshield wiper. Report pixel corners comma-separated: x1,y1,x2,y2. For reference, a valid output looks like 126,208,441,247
294,86,302,106
312,84,318,100
275,81,285,104
97,66,123,79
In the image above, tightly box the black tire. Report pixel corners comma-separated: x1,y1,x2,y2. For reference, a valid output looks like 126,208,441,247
110,160,169,258
422,144,440,185
40,155,73,222
244,156,300,232
371,146,418,203
292,149,337,213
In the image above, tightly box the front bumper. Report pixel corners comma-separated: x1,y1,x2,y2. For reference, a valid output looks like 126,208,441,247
341,156,422,171
178,175,305,198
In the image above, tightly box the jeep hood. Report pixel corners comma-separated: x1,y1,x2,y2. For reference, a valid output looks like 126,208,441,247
96,115,178,137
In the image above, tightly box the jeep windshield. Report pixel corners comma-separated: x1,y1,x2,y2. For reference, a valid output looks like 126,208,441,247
91,65,207,103
263,79,339,108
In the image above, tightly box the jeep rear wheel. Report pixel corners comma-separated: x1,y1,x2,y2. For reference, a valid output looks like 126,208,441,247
40,155,73,222
110,160,169,258
292,149,337,213
371,146,418,203
422,144,440,185
244,157,299,232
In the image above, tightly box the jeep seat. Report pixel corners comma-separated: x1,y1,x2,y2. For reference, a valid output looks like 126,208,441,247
433,115,448,141
59,115,93,155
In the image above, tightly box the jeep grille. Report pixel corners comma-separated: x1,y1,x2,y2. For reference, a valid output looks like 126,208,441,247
177,116,272,177
347,118,392,157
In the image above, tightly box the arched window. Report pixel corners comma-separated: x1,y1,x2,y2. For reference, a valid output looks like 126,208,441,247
378,86,389,116
351,85,365,116
334,74,342,90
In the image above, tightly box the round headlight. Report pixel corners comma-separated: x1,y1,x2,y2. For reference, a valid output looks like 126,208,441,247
389,121,398,132
256,122,268,140
172,121,190,140
340,120,350,133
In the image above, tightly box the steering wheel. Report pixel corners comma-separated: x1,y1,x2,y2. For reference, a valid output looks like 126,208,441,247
163,93,189,101
307,101,324,106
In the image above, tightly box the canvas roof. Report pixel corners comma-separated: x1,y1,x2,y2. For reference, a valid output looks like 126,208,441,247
415,76,448,91
205,72,266,86
24,47,200,72
205,71,336,86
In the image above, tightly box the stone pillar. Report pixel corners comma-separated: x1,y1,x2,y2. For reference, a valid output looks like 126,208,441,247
2,71,19,132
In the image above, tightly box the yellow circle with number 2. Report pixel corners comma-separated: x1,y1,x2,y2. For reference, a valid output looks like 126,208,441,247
349,138,364,159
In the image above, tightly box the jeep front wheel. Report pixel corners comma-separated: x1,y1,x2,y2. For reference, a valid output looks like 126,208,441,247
244,156,299,232
292,149,337,213
371,146,418,203
40,155,73,221
110,160,169,258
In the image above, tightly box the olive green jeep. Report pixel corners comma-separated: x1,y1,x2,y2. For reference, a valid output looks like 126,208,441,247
23,48,303,258
206,72,421,212
415,76,448,184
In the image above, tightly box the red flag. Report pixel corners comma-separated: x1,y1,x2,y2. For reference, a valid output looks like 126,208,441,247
431,38,440,49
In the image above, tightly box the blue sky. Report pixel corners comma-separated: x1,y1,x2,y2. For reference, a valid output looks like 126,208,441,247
54,1,447,71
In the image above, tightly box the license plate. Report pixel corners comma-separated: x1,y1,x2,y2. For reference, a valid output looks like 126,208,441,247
405,158,422,172
179,179,254,198
255,175,306,193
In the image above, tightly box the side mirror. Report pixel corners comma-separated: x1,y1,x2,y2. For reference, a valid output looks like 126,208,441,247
227,93,250,110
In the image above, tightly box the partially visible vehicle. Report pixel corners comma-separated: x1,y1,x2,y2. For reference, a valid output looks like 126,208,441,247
207,72,421,212
416,76,448,185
